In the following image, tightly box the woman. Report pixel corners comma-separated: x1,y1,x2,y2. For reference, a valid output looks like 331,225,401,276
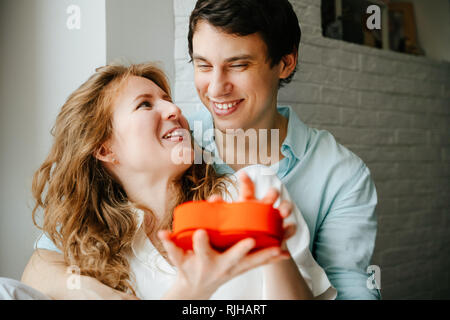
22,63,335,299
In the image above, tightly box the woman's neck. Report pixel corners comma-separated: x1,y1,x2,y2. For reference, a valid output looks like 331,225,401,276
122,175,179,225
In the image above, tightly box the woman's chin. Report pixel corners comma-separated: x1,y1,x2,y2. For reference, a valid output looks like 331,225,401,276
169,142,194,166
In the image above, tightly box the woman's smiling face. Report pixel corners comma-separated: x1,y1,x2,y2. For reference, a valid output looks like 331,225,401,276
106,76,193,180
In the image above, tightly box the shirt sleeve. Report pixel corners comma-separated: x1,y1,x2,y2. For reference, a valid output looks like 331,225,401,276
314,163,381,300
34,233,62,253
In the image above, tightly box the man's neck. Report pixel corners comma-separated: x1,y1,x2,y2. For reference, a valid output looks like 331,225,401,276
215,109,288,172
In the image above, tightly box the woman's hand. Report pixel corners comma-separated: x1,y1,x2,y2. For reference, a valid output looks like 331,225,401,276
159,172,298,300
158,227,288,300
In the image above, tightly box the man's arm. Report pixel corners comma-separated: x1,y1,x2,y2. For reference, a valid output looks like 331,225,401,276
21,249,138,300
314,164,381,300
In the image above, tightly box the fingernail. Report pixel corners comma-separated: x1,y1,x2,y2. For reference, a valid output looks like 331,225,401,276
196,229,207,237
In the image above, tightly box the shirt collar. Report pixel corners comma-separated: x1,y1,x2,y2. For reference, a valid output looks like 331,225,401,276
130,207,177,275
277,105,309,161
189,104,310,165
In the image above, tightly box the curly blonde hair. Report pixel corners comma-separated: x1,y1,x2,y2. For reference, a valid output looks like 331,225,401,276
32,63,230,295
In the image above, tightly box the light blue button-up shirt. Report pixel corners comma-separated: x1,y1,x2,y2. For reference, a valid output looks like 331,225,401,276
35,105,380,299
189,105,380,300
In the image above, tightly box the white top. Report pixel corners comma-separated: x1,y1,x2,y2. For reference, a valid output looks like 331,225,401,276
128,165,337,300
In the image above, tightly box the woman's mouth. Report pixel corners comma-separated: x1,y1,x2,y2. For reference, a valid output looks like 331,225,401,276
162,127,185,142
211,99,243,116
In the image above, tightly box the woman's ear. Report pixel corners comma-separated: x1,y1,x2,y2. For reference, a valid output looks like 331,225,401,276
279,51,298,80
95,143,116,164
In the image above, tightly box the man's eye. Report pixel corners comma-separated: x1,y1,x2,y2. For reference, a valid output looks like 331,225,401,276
137,101,152,109
197,64,212,69
231,64,248,69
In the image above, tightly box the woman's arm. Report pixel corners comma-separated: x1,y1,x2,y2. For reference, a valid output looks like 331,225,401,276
21,249,138,300
237,171,314,300
263,258,314,299
262,214,313,300
260,197,313,300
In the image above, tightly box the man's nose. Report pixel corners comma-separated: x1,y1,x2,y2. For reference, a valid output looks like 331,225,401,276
208,69,232,99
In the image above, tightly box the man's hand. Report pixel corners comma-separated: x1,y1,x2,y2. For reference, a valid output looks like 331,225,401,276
237,171,297,251
21,249,138,300
210,171,297,251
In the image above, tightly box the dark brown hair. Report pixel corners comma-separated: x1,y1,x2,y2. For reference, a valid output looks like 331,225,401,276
188,0,301,87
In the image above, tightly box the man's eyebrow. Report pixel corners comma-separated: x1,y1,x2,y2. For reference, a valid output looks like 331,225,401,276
192,54,255,63
192,54,208,62
224,55,255,63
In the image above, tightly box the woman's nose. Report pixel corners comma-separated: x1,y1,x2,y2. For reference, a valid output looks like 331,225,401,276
161,100,181,121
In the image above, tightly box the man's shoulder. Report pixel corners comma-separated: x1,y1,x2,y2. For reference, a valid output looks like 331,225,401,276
304,127,369,183
312,128,363,163
281,105,364,168
279,105,369,183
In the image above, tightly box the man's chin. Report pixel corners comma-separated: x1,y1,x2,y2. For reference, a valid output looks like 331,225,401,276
212,118,245,132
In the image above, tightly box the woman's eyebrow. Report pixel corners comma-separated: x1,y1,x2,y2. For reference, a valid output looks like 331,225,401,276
133,93,153,102
162,94,172,101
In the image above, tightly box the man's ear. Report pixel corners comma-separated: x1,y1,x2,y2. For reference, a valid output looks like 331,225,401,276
94,143,115,164
279,51,298,80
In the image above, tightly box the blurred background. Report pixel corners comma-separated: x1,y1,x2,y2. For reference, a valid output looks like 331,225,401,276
0,0,449,299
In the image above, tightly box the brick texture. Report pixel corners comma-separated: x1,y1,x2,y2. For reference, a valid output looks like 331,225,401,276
173,0,450,299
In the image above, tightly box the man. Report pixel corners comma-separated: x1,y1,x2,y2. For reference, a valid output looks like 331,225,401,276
185,0,379,300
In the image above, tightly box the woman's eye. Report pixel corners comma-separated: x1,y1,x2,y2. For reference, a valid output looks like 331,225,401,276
137,101,152,109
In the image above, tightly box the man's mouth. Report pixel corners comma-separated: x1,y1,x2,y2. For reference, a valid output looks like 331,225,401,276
211,99,243,116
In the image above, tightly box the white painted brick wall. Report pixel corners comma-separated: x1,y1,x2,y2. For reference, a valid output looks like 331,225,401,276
173,0,450,299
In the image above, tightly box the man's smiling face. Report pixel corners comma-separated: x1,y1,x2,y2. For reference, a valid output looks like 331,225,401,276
192,21,283,132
